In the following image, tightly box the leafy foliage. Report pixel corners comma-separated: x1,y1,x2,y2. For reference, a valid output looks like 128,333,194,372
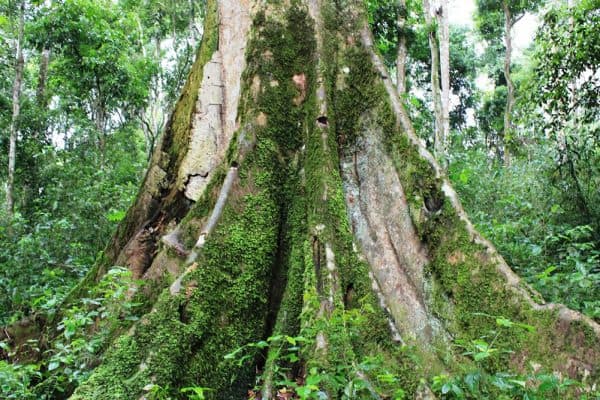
523,1,600,226
449,147,600,320
226,331,408,400
0,0,202,326
0,266,141,398
431,316,596,399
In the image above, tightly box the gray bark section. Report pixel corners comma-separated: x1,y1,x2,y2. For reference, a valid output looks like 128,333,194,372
178,0,251,201
179,51,225,200
37,48,50,106
341,130,442,344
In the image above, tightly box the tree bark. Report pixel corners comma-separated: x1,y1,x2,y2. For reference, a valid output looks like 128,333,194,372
423,0,444,159
438,0,450,160
396,0,407,96
11,1,597,398
37,47,50,106
6,0,25,220
502,1,514,167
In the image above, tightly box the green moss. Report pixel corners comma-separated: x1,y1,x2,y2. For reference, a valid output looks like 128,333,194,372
70,336,141,400
70,4,325,398
278,5,428,397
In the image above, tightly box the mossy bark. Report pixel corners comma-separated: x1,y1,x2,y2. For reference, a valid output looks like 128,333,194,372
29,0,600,399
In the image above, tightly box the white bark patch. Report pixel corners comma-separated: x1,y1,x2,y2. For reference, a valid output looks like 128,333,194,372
325,243,335,272
178,0,252,201
185,166,239,265
170,262,199,296
180,52,224,201
316,331,327,351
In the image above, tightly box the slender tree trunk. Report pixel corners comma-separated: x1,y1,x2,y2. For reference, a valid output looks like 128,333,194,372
7,1,596,398
438,0,450,160
396,0,407,96
502,1,514,167
6,0,25,219
423,0,443,158
37,47,50,106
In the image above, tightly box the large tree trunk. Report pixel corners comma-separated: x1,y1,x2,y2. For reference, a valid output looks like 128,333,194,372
423,0,444,159
502,1,514,168
15,0,597,398
6,0,25,219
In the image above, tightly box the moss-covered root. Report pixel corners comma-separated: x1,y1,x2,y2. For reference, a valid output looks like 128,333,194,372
276,2,431,398
351,17,600,382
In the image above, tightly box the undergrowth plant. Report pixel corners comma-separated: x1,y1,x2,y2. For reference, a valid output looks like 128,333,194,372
449,148,600,321
431,315,598,399
225,326,407,399
0,266,141,398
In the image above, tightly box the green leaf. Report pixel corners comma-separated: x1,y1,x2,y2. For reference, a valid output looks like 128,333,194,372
441,383,451,394
285,336,296,346
48,361,60,371
496,317,514,328
106,210,126,222
459,168,470,184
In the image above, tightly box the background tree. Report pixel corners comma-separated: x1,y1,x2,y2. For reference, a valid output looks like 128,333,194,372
396,0,407,95
31,0,156,160
423,0,444,157
475,0,542,166
5,0,24,220
524,0,599,230
437,0,450,161
0,0,202,326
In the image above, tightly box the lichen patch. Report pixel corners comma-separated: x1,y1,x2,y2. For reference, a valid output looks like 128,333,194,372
292,73,307,105
256,111,267,126
446,251,466,266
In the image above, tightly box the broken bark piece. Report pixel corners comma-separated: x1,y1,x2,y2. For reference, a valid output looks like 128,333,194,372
161,226,189,258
